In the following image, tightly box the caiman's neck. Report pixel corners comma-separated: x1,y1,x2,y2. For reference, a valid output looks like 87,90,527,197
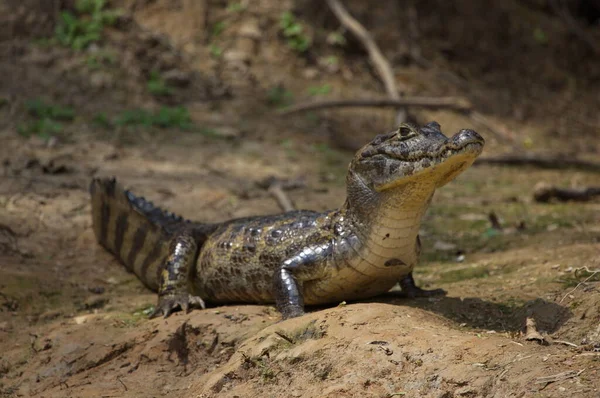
343,170,436,247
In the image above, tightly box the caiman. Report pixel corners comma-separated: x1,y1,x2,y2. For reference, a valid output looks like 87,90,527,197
90,122,484,319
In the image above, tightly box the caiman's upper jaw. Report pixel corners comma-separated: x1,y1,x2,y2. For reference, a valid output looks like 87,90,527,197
361,127,484,163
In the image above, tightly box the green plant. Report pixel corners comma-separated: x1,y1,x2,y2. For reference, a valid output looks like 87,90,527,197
26,99,75,121
227,2,246,12
54,0,120,50
209,44,223,58
146,71,173,96
18,99,76,138
17,119,62,139
267,86,293,107
114,106,193,130
212,21,227,37
92,112,112,129
86,49,116,69
307,84,332,96
533,27,548,45
279,11,310,53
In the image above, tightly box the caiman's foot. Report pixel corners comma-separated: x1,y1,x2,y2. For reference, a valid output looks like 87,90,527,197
150,294,206,318
279,306,305,320
399,273,447,298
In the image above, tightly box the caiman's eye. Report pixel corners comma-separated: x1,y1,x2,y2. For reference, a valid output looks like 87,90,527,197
397,125,417,140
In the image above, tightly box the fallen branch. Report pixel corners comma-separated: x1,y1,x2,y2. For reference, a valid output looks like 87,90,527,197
278,97,471,116
535,369,584,385
326,0,406,123
266,179,296,212
474,154,600,172
533,183,600,203
278,97,521,150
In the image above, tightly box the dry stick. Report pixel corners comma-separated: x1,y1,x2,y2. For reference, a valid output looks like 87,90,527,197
475,155,600,172
268,182,295,212
326,0,406,124
559,270,600,304
534,185,600,203
279,97,521,150
535,369,584,385
279,97,472,116
291,0,520,149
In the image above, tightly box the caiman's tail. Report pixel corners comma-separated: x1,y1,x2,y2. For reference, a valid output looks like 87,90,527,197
90,178,214,291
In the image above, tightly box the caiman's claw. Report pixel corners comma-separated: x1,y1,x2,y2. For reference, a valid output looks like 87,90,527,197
402,286,447,298
398,272,447,299
149,294,206,318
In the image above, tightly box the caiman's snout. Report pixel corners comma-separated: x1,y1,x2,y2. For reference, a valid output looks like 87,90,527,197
451,129,485,150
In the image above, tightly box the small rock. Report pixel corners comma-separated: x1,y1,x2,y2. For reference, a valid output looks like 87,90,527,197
303,67,319,79
90,71,114,89
162,69,191,87
213,127,241,139
238,18,261,40
73,315,89,325
433,241,457,251
80,297,109,310
224,49,250,63
88,286,105,294
26,48,56,66
456,386,477,396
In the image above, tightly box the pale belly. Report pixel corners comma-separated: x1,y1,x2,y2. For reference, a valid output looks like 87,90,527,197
303,257,414,305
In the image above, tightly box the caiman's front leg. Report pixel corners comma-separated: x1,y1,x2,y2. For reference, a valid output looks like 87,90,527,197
273,242,332,319
399,272,446,298
398,235,446,298
150,233,205,318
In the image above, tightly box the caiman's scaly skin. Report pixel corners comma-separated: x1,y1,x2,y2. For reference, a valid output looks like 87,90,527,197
90,122,484,319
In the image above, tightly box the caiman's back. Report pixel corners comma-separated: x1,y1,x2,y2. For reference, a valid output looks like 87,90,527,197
193,210,333,304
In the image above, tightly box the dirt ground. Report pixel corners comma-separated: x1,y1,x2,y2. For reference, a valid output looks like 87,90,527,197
1,1,599,397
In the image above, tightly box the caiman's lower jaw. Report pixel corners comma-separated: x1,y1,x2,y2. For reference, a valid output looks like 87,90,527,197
376,134,484,191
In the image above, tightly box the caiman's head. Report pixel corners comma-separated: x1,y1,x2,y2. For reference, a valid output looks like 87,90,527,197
349,122,484,193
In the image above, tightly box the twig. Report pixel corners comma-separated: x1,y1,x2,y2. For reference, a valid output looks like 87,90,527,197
274,331,294,344
117,377,128,391
560,270,600,303
488,211,503,231
533,184,600,203
278,97,471,116
474,155,600,172
267,181,295,212
534,369,584,385
326,0,406,124
553,340,578,348
278,97,520,151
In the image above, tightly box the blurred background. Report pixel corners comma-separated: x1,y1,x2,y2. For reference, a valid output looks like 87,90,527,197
0,1,599,396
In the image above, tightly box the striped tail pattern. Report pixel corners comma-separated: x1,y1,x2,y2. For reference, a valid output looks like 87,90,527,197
90,178,206,291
